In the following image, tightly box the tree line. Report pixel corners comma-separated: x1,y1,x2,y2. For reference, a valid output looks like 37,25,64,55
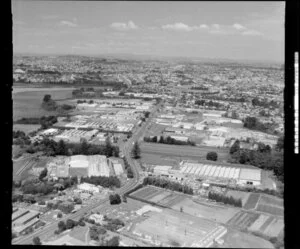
143,176,193,195
81,175,121,189
143,136,196,146
208,191,242,207
26,138,120,157
243,116,278,135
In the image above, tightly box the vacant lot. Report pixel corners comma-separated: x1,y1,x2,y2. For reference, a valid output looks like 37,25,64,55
140,142,229,161
141,153,179,166
13,89,73,121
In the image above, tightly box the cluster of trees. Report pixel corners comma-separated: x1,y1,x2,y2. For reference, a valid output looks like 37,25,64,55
48,201,74,214
77,99,95,104
123,157,134,178
206,151,218,161
55,219,78,234
13,130,31,146
195,99,225,109
243,116,277,134
252,97,280,109
15,115,58,130
32,236,42,245
89,225,107,241
191,86,209,90
81,175,121,189
229,139,284,182
131,142,141,159
22,181,54,195
143,136,196,146
102,216,125,232
208,191,242,207
42,94,57,111
109,193,121,205
26,138,120,157
143,177,193,195
12,193,36,203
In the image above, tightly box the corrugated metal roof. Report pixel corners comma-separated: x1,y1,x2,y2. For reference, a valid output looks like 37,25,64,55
239,168,261,181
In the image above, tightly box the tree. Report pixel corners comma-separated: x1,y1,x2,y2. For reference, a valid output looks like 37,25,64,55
232,110,239,119
57,140,68,155
58,221,66,232
230,140,240,154
39,168,48,181
109,194,121,205
106,236,120,246
43,94,52,103
131,142,141,159
66,219,76,230
180,206,183,212
206,151,218,161
57,212,62,218
32,236,42,245
275,135,284,152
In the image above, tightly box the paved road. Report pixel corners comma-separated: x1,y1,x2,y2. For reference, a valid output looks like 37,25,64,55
13,101,162,245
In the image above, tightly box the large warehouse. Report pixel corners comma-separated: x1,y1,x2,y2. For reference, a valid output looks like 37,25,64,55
179,161,261,186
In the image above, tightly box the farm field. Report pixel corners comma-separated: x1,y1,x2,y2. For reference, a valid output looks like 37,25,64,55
13,89,74,121
226,211,259,230
243,193,260,210
225,190,250,206
248,214,270,232
221,228,274,248
263,218,284,237
256,204,283,216
13,124,41,134
132,208,219,247
140,142,229,161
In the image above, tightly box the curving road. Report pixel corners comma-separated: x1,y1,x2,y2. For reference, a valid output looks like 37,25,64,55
13,101,162,245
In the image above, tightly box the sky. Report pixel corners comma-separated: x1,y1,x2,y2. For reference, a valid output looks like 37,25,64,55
12,1,285,62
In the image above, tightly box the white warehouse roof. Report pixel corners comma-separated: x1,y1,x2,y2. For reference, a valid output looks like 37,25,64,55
69,155,89,168
239,168,261,181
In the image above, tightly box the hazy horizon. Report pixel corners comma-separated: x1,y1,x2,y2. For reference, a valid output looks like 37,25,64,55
13,1,285,63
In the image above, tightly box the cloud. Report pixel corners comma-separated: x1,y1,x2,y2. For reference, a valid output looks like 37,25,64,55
242,30,263,36
162,22,198,32
199,24,209,29
233,23,247,30
212,24,220,29
59,20,78,27
110,21,138,30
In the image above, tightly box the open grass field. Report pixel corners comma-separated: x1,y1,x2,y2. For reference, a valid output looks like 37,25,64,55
227,211,259,230
13,88,74,121
13,124,41,134
221,228,274,248
141,153,179,166
256,204,284,216
244,193,260,210
259,195,283,207
140,142,229,161
132,208,218,247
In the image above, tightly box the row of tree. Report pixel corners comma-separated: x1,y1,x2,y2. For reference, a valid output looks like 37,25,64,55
143,136,196,146
26,138,120,157
208,191,242,207
13,130,31,146
123,157,134,178
243,116,277,134
143,176,194,195
81,175,121,189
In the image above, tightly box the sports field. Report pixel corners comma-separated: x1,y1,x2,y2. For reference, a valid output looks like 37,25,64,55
141,153,179,166
132,208,219,247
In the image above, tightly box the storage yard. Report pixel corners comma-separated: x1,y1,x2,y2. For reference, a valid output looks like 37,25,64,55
47,155,121,178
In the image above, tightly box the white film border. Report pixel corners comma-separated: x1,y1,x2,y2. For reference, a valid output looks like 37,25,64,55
295,52,299,154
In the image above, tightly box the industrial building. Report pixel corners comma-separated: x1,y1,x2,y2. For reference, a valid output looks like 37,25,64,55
12,208,40,235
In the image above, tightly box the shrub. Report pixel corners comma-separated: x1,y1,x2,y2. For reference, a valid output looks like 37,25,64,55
206,151,218,161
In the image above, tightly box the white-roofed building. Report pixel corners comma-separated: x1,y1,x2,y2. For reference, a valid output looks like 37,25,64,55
237,168,261,186
77,183,100,194
153,165,172,176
